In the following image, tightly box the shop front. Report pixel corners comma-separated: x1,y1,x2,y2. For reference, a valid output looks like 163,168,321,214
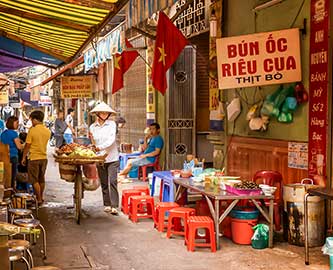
220,0,332,228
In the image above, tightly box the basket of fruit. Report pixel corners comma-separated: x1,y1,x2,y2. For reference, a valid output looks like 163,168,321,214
226,180,262,195
54,143,106,165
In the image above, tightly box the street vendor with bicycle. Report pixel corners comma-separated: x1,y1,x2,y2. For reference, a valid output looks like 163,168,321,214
89,102,119,215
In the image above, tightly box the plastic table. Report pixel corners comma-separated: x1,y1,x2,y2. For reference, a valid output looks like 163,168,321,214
304,187,333,265
173,178,274,250
119,152,141,170
151,171,175,202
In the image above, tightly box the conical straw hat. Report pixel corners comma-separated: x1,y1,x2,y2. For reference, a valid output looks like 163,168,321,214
90,101,116,114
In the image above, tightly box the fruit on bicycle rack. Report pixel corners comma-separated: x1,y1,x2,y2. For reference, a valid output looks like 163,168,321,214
58,143,97,158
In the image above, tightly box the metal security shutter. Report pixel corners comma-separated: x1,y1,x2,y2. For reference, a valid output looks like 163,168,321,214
190,32,209,131
166,46,196,169
117,36,147,149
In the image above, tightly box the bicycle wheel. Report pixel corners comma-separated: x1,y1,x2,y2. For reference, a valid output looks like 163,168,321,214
74,168,83,224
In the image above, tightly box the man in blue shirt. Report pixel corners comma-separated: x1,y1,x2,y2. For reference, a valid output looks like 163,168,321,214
119,123,164,178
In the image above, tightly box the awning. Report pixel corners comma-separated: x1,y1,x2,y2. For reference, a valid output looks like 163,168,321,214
0,50,35,73
0,0,129,69
0,37,63,69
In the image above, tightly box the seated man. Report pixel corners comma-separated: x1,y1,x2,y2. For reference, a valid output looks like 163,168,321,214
119,122,163,177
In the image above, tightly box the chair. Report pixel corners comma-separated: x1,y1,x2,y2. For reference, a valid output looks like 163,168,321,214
14,218,47,259
138,155,161,181
253,170,283,231
128,195,155,223
9,250,31,270
8,239,34,268
185,216,216,252
166,207,196,239
121,189,141,215
154,202,179,232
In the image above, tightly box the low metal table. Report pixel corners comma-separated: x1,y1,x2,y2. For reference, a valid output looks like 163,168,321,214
304,187,333,265
173,178,274,250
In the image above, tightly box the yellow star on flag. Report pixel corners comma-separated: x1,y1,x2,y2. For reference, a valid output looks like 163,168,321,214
114,55,122,70
158,43,167,66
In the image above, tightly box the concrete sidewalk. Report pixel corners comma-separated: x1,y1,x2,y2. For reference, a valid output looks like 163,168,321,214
15,149,330,270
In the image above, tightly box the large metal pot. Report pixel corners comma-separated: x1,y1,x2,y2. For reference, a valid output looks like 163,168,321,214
283,178,325,247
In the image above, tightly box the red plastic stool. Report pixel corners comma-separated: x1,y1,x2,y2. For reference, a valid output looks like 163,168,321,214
128,195,155,223
185,216,216,252
154,202,180,232
133,186,150,195
166,207,196,238
121,189,141,215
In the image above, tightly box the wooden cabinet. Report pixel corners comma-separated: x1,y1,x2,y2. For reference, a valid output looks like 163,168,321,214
227,136,307,185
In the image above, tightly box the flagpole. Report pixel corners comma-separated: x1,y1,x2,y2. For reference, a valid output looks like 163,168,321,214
137,53,152,70
125,46,152,69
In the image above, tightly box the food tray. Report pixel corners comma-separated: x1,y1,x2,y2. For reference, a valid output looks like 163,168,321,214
53,154,106,165
226,185,262,195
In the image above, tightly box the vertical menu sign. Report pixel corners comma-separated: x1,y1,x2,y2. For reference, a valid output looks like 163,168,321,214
308,0,330,186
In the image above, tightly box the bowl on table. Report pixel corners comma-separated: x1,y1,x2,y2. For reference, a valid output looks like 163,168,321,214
259,184,277,196
180,170,192,178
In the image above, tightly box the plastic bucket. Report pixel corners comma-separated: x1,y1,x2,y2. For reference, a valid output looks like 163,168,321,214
330,256,333,270
231,218,257,245
230,208,259,220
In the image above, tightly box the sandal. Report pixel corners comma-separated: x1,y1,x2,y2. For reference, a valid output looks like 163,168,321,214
110,208,119,216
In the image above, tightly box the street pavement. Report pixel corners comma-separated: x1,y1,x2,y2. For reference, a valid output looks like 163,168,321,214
14,147,330,270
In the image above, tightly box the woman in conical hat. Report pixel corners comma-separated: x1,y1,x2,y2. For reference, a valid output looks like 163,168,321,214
89,101,119,215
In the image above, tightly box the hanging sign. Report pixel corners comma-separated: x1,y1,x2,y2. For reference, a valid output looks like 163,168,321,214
0,91,9,104
60,76,93,99
39,95,52,106
84,29,121,72
216,28,302,89
308,0,329,186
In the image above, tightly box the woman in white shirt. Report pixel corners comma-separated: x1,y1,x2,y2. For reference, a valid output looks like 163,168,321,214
89,102,119,215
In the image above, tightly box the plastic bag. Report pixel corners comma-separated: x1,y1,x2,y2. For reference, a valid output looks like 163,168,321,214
83,177,100,191
83,164,98,179
251,224,269,249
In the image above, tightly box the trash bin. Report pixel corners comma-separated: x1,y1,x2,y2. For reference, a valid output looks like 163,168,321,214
283,178,325,247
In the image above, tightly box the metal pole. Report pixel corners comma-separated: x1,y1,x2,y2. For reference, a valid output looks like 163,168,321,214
269,198,274,248
304,193,310,265
215,199,220,249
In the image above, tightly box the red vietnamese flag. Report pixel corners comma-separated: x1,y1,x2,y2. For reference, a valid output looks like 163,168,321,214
151,11,188,95
112,39,139,94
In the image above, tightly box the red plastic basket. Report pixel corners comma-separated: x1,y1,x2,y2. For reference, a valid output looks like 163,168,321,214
226,185,262,195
